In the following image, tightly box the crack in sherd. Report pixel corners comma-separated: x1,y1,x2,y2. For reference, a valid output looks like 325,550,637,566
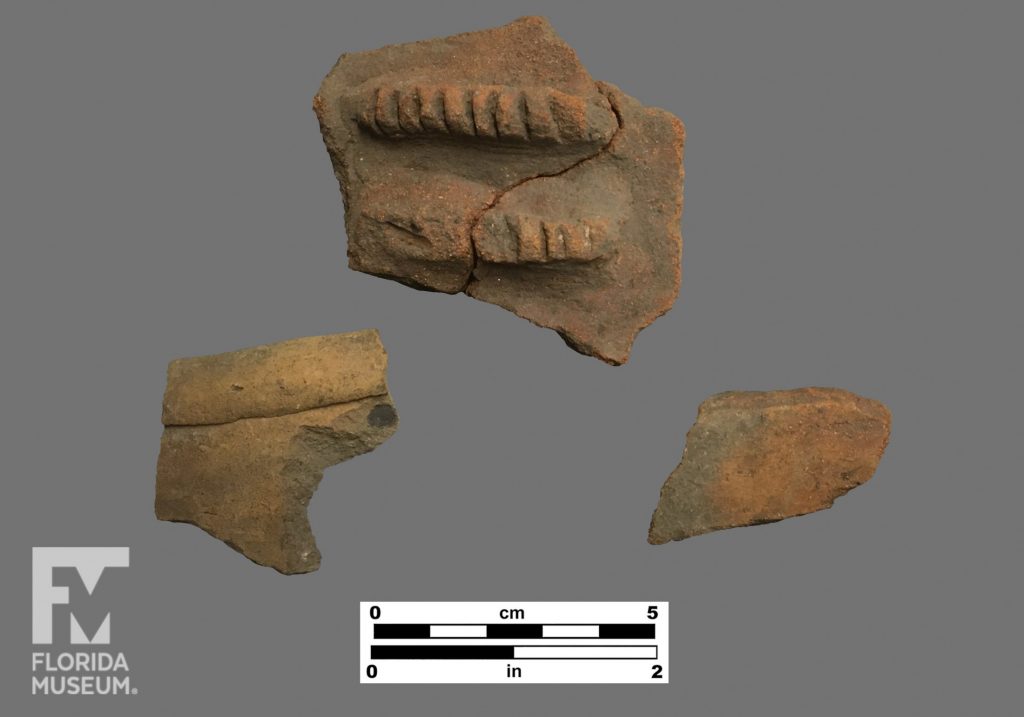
458,86,625,292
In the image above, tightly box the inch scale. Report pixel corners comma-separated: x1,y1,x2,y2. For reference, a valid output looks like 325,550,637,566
360,601,668,684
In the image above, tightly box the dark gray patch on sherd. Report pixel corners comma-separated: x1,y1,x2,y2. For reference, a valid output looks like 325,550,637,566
368,403,398,427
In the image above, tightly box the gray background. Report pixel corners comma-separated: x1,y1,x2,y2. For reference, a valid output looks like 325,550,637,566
2,0,1021,713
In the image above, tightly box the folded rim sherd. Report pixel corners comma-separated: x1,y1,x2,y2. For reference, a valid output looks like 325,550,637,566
155,330,399,574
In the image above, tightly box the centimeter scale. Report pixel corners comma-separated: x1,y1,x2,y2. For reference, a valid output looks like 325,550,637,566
360,602,668,684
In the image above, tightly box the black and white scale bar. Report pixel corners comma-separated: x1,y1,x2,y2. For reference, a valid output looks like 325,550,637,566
371,645,658,660
373,623,655,639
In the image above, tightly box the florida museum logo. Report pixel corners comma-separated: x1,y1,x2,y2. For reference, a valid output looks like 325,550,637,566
31,547,136,696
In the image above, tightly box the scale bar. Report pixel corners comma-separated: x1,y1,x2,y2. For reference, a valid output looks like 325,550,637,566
370,645,657,660
361,602,669,683
373,623,655,639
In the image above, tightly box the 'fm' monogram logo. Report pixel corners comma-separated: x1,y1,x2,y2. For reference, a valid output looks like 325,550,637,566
32,548,129,645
